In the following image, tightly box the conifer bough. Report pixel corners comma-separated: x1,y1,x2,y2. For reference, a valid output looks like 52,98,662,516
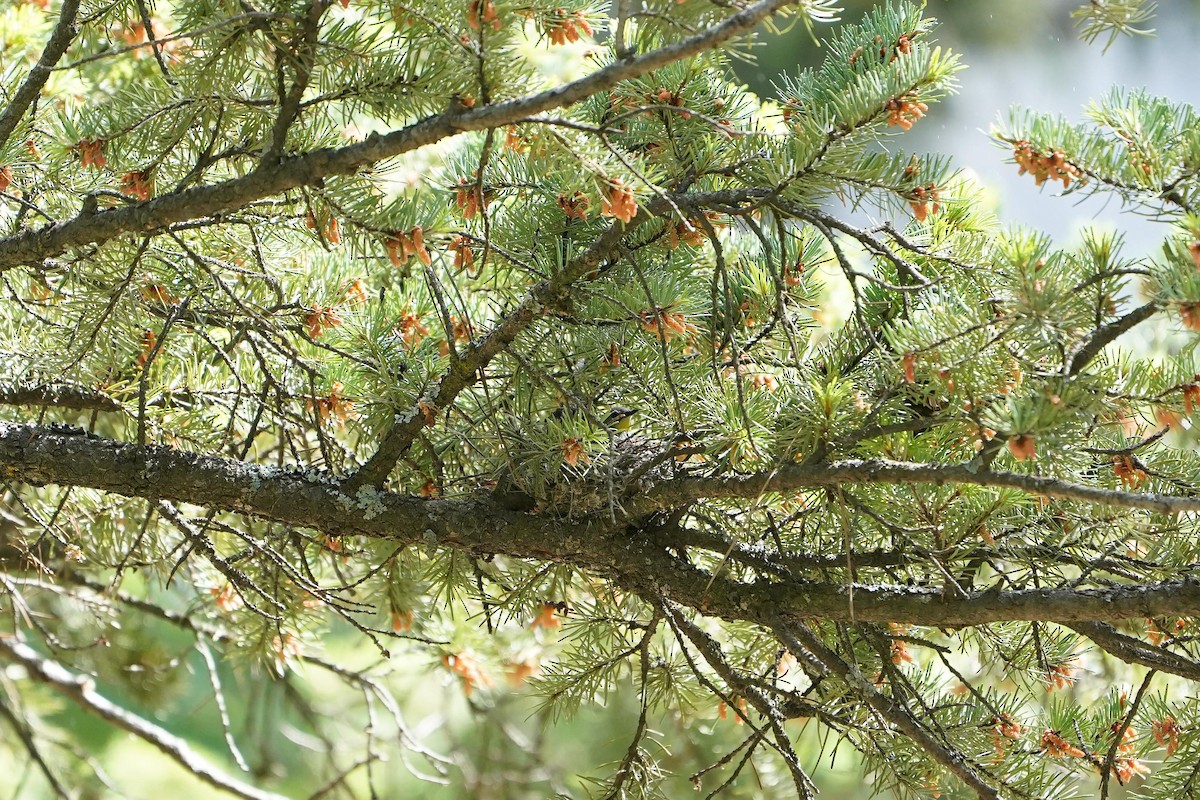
0,0,1196,797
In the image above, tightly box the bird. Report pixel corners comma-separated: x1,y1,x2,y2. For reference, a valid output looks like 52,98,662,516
603,406,637,431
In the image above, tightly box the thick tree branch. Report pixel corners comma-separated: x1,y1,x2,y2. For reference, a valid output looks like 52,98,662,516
7,423,1200,630
0,636,288,800
0,0,794,271
0,420,612,567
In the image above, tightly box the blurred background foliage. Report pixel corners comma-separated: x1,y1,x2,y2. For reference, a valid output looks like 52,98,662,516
2,2,1198,798
740,0,1200,255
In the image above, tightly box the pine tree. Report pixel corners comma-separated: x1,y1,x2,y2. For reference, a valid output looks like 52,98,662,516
0,0,1197,796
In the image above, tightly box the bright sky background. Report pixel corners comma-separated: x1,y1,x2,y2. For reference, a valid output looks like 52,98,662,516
742,1,1200,257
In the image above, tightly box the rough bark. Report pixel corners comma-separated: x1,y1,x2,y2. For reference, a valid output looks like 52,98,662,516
4,421,1200,630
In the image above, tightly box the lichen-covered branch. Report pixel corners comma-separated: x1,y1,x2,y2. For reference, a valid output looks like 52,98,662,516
6,422,1200,629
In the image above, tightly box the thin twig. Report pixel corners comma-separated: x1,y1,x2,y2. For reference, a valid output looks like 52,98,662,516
0,637,289,800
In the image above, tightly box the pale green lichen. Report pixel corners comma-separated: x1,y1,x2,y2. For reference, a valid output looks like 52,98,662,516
354,485,386,520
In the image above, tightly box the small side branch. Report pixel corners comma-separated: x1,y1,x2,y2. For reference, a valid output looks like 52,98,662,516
1065,302,1159,376
641,457,1200,517
0,0,80,152
1069,621,1200,681
349,215,633,488
0,692,71,799
0,382,121,412
770,618,1001,800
